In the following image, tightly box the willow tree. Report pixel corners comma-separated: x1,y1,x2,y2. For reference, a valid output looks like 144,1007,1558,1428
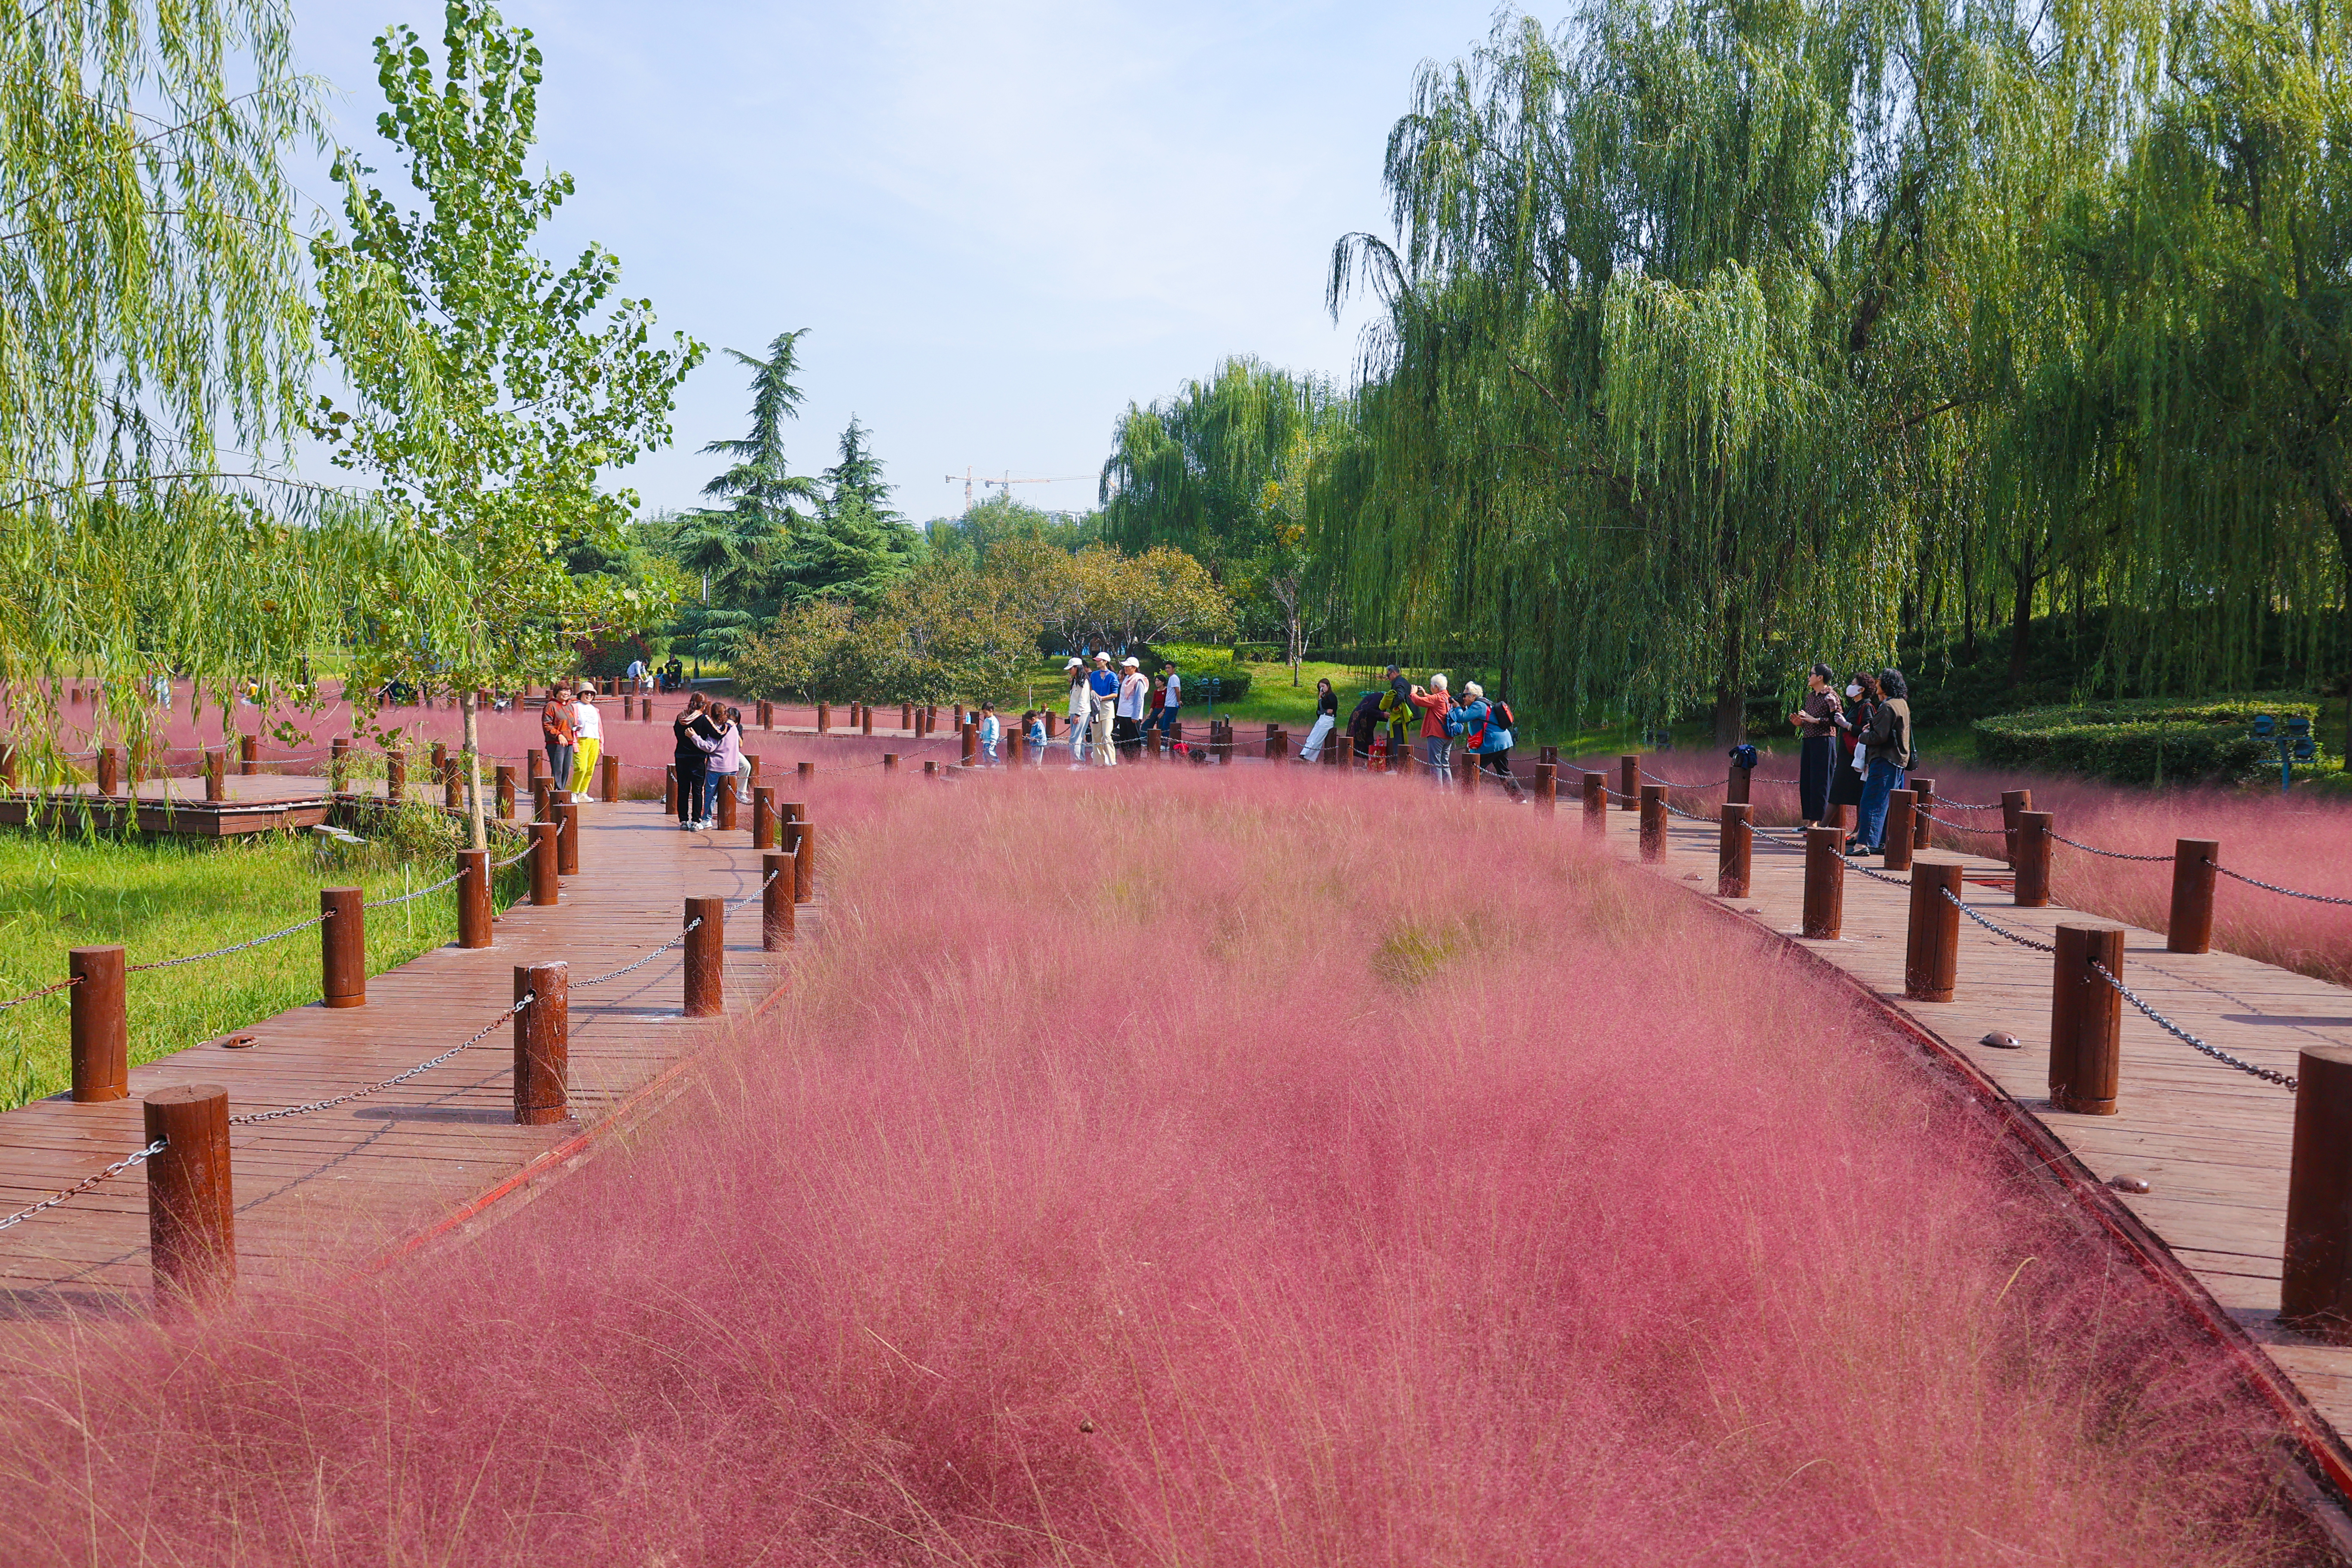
310,0,702,846
0,0,341,771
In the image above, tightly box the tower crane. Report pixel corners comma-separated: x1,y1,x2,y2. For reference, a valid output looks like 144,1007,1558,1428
946,468,1094,513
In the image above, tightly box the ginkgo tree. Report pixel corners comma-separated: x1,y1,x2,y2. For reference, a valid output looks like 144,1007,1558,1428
309,0,703,847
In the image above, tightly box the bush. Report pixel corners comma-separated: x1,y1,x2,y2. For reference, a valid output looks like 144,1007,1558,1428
1181,662,1252,705
1972,693,2325,784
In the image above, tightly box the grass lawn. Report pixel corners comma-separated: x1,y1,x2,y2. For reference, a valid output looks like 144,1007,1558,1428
0,813,527,1109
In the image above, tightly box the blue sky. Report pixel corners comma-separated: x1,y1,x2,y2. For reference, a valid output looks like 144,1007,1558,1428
291,0,1504,522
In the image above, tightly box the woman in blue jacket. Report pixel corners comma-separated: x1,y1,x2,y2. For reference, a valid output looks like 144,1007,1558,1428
1447,683,1524,798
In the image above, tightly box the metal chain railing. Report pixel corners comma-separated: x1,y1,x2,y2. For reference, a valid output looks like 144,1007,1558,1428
1940,886,2058,953
2211,864,2352,906
2046,830,2175,863
1640,766,1726,791
0,1137,167,1232
0,975,80,1010
1918,812,2008,841
126,910,334,972
573,919,703,990
227,995,533,1125
364,870,466,908
2089,961,2296,1090
726,867,784,915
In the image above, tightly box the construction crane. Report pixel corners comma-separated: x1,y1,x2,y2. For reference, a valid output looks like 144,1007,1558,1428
945,468,1094,513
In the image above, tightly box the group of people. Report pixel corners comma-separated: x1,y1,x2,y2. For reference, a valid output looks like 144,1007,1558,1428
1056,652,1182,766
669,692,753,830
1788,663,1916,853
1323,666,1525,794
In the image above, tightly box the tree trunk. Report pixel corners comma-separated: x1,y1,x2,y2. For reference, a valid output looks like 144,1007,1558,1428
1712,609,1745,748
461,691,486,852
2006,541,2036,689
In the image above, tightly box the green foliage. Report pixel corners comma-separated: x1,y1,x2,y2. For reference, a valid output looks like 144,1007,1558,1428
924,496,1101,564
1972,695,2327,784
1179,662,1253,704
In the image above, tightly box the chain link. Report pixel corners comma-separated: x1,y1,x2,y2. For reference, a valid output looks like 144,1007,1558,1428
363,870,466,908
1940,886,2058,953
573,919,703,989
1640,767,1725,791
2046,830,2174,863
1917,812,2007,841
0,1138,167,1232
0,975,80,1010
127,909,333,972
2210,863,2352,906
2089,962,2296,1090
726,868,784,914
226,995,533,1124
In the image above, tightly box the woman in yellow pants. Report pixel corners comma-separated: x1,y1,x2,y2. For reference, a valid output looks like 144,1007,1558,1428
569,689,604,798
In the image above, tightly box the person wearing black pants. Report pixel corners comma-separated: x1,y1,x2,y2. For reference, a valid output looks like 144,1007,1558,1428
672,692,720,830
1786,662,1842,825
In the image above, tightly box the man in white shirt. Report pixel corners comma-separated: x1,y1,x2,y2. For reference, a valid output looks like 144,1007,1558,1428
1157,660,1182,739
1114,656,1148,757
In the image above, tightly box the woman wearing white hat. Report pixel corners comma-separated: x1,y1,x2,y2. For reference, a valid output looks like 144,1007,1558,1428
1064,658,1090,764
1114,656,1147,756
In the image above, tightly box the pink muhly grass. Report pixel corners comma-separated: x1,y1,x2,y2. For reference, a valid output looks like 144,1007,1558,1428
0,766,2315,1564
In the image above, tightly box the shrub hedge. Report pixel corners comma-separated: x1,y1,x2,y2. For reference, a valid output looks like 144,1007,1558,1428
1972,694,2326,784
1181,662,1253,705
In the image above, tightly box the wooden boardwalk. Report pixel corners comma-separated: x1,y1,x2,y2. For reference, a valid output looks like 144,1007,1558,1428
0,793,796,1314
1589,788,2352,1481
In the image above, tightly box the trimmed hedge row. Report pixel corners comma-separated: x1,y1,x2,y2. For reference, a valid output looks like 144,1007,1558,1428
1181,662,1253,704
1972,694,2326,784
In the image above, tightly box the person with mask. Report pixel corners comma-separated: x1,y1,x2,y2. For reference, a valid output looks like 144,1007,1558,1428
1785,664,1842,824
1827,671,1877,839
1854,669,1914,853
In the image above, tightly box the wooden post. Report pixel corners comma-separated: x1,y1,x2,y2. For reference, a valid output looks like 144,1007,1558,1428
1534,762,1556,815
331,736,349,793
817,701,831,735
861,705,874,736
1727,758,1752,806
1264,725,1280,761
1617,754,1637,810
2015,811,2053,907
321,887,364,1008
2000,788,2032,867
664,766,677,815
1718,803,1751,897
797,760,815,781
794,820,815,903
527,748,543,784
97,745,119,796
1044,710,1059,739
431,742,447,789
239,734,258,776
457,849,492,949
1910,777,1936,852
495,764,517,821
900,701,913,730
623,694,634,721
556,794,581,874
532,778,552,826
1638,784,1666,861
385,747,406,804
203,749,226,802
144,1084,234,1308
443,758,462,811
756,851,793,950
1905,860,1963,1002
1335,736,1352,768
883,753,899,772
1883,788,1917,872
954,703,967,729
962,720,979,769
2168,839,2219,955
2049,925,2125,1114
925,759,938,778
684,897,724,1017
1460,747,1480,796
753,786,778,849
68,946,128,1102
1801,825,1844,940
1582,770,1607,835
600,753,619,803
513,962,568,1125
717,778,739,832
2284,1047,2352,1340
528,821,558,906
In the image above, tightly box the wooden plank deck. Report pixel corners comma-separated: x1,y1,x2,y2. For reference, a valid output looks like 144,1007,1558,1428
1589,787,2352,1465
0,794,798,1314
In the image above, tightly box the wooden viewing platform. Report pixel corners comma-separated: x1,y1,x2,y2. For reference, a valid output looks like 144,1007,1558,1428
1589,785,2352,1504
0,793,798,1313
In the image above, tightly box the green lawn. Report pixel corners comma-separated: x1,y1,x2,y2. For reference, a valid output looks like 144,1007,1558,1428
0,812,527,1109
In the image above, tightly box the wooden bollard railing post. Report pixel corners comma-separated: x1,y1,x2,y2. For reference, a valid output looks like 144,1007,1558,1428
1727,758,1752,805
1264,725,1279,761
1718,803,1751,897
1638,784,1666,861
2168,839,2218,954
883,753,899,772
330,736,349,793
495,764,516,820
798,760,815,782
954,703,967,730
97,745,119,796
2285,1048,2352,1340
817,701,831,734
528,821,558,906
1801,825,1844,939
663,766,676,815
527,748,543,785
385,747,406,804
1533,761,1556,814
794,820,815,903
144,1084,234,1308
2000,788,2032,867
717,776,739,831
68,945,127,1102
753,785,778,848
1905,860,1963,1001
431,742,447,790
457,848,491,948
203,748,225,802
1617,754,1638,810
238,734,258,777
2015,812,2053,907
321,887,364,1008
901,701,913,731
600,753,619,803
444,756,463,811
861,705,874,736
762,851,795,949
1883,788,1917,871
924,759,938,778
684,897,724,1016
962,720,980,769
556,793,582,873
1044,710,1058,740
532,777,552,826
513,962,568,1125
1582,770,1607,835
1909,777,1936,851
1460,748,1480,796
2050,925,2125,1114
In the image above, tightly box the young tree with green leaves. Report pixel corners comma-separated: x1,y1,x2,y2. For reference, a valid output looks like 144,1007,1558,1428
309,0,702,847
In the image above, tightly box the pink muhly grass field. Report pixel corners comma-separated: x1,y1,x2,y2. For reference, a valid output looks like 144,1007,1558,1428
0,766,2316,1564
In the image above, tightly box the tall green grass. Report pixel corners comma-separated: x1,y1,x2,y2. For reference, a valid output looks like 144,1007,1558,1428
0,809,525,1108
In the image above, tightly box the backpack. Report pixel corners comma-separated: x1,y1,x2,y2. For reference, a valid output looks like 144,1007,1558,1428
1487,698,1516,738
